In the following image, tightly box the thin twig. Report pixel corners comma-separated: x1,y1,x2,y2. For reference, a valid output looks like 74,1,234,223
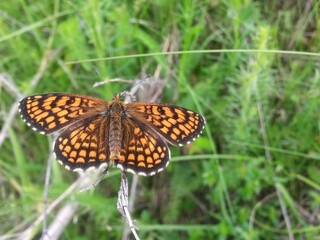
0,74,23,148
249,192,277,230
77,166,109,193
0,102,19,148
40,168,111,240
288,0,313,49
128,176,139,211
30,47,62,89
121,175,139,240
117,172,140,240
93,78,133,87
0,74,23,98
42,202,78,240
41,150,54,238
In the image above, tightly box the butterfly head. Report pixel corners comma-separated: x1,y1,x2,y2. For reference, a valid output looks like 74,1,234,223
109,94,127,116
112,93,123,101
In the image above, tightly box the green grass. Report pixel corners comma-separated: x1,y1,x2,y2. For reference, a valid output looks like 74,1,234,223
1,0,320,239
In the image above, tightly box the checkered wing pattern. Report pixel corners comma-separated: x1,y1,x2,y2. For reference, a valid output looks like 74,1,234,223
54,116,109,171
115,119,170,176
127,103,206,146
19,93,107,134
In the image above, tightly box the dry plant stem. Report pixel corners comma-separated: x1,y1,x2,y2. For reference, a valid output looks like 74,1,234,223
249,192,277,230
288,0,313,49
0,74,23,148
150,30,179,102
257,100,294,240
117,172,140,240
41,150,54,238
0,233,21,240
93,78,133,87
0,74,23,98
18,178,81,240
0,47,61,148
0,9,25,28
77,167,109,193
164,29,179,102
296,203,320,224
0,102,19,148
128,176,139,211
41,203,78,240
121,175,139,240
40,169,108,240
30,47,62,89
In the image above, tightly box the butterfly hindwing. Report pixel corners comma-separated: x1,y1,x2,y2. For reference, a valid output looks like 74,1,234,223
54,115,109,171
115,118,170,176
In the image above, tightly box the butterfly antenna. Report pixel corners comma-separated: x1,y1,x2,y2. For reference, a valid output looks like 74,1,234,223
92,66,115,96
92,65,104,81
119,75,152,100
134,74,152,89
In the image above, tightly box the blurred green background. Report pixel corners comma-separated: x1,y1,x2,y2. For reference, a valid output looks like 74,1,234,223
1,0,320,239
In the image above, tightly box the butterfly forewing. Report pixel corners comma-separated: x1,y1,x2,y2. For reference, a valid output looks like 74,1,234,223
127,103,206,146
19,93,107,134
115,119,170,176
54,116,109,171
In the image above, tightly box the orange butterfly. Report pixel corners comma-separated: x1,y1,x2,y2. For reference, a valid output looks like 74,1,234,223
19,93,206,176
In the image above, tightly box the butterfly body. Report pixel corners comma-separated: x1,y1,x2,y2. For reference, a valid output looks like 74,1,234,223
19,93,206,176
107,94,126,163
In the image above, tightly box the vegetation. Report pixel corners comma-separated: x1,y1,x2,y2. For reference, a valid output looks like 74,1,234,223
1,0,320,239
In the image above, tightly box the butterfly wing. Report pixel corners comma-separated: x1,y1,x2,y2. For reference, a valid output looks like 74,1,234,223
115,118,170,176
19,93,205,176
54,115,110,171
127,103,206,146
19,93,107,134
